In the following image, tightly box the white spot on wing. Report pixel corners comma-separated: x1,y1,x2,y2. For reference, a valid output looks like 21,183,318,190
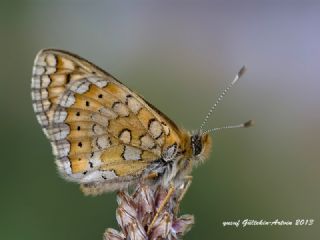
92,124,105,135
60,92,75,107
119,129,131,144
33,66,45,75
123,146,141,160
140,134,155,149
89,152,102,167
70,80,90,94
31,90,41,101
41,75,51,88
95,136,111,150
32,99,50,113
32,89,48,101
87,76,108,88
53,108,68,123
48,124,70,141
51,140,70,158
56,157,72,175
46,54,57,66
113,102,129,117
149,120,162,138
36,112,49,127
127,96,142,114
45,66,56,74
102,170,117,180
35,54,46,66
31,75,41,89
80,170,117,183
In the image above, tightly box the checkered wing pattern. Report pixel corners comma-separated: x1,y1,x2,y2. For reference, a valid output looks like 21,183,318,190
31,49,182,192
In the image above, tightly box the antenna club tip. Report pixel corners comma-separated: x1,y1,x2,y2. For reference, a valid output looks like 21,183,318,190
238,66,247,77
244,119,254,128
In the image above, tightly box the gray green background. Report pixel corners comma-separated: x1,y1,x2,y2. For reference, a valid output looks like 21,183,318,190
1,1,319,239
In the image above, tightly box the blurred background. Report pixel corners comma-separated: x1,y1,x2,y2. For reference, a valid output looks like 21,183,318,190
1,1,319,239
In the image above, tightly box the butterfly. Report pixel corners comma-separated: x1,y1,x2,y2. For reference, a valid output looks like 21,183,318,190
31,49,252,196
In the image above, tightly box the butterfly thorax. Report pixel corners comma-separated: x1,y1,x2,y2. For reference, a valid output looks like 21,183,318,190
151,130,212,186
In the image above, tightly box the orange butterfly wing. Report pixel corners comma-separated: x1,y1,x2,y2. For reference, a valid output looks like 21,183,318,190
31,49,183,191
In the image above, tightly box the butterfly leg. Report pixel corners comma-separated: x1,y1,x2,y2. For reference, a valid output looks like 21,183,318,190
144,171,158,180
174,176,193,214
147,184,175,234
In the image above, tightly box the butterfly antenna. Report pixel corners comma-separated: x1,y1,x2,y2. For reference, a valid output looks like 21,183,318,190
199,66,246,132
203,120,254,135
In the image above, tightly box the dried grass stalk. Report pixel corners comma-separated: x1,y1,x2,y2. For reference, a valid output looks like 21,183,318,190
104,181,194,240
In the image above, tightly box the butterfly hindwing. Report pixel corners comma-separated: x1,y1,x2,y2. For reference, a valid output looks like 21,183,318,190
31,49,183,191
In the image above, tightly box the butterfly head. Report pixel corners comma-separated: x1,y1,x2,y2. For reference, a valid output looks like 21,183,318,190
189,131,212,163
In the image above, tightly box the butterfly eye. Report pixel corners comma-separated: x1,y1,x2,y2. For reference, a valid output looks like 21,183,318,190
191,135,202,156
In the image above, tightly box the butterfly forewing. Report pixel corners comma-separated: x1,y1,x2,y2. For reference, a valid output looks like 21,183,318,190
31,49,183,189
